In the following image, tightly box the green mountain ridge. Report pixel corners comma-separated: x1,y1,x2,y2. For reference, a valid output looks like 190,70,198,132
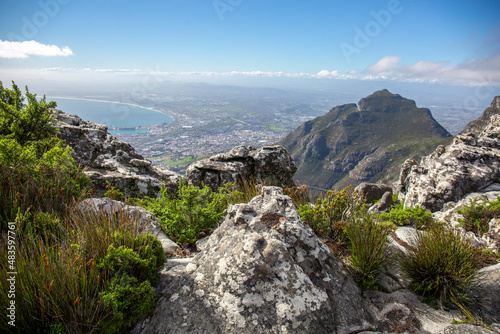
279,89,453,190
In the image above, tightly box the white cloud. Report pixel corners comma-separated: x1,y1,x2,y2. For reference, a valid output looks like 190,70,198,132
0,40,73,59
365,55,401,74
362,53,500,86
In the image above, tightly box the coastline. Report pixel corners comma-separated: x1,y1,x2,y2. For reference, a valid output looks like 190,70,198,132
48,96,174,120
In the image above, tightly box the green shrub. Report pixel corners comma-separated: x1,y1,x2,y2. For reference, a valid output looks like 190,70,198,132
0,81,57,145
378,205,433,229
297,186,363,240
99,274,155,334
145,180,227,244
458,197,500,236
400,225,479,304
345,214,393,290
103,183,125,202
0,136,90,231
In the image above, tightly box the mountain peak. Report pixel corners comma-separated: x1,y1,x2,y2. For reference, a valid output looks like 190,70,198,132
279,91,452,190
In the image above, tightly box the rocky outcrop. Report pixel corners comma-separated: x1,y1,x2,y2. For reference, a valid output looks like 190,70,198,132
133,187,376,333
355,182,393,205
54,111,180,198
460,96,500,136
279,89,452,191
78,197,179,255
467,263,500,324
401,114,500,212
185,145,297,191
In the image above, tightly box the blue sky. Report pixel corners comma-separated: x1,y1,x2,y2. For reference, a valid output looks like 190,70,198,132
0,0,499,86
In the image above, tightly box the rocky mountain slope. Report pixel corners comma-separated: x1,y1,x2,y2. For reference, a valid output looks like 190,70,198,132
279,90,452,191
460,95,500,136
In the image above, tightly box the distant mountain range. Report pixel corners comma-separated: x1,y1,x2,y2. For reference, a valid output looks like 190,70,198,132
279,89,453,191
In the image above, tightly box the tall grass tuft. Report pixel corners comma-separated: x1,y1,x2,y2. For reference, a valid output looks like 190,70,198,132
345,214,393,290
400,225,479,305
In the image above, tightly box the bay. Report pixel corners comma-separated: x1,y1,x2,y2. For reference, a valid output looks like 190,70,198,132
49,98,173,135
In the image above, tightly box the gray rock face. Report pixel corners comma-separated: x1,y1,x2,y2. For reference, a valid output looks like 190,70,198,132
78,198,179,255
460,95,500,136
439,324,497,334
54,110,180,198
401,114,500,212
134,187,376,334
355,182,393,205
365,289,462,334
467,263,500,324
368,191,394,214
186,145,297,191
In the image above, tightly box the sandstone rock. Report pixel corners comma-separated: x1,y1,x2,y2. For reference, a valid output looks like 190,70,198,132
133,187,376,334
460,95,500,136
54,110,180,198
369,191,394,214
439,324,497,334
78,198,179,255
401,114,500,212
467,263,500,324
186,145,297,191
355,182,393,205
365,289,462,334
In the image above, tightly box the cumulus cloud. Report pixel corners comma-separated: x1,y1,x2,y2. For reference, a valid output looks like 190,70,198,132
363,53,500,86
0,40,73,58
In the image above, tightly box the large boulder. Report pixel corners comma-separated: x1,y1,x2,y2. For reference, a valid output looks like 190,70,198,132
355,182,393,205
400,114,500,212
133,187,376,334
54,110,180,198
186,145,297,191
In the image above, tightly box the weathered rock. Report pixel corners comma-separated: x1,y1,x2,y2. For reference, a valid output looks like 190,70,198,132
432,190,500,251
401,113,500,212
439,324,497,334
133,187,376,334
467,263,500,324
78,198,179,255
54,110,180,198
365,289,462,334
186,145,297,191
355,182,393,205
460,95,500,136
369,191,394,213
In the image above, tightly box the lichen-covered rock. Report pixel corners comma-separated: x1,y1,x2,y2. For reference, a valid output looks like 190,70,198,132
355,182,393,205
54,110,180,198
133,187,376,334
401,113,500,212
185,145,297,191
78,198,179,255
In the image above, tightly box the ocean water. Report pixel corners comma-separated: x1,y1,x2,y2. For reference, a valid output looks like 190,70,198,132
50,98,173,135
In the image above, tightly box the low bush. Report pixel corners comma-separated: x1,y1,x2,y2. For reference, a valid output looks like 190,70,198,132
378,205,433,229
400,225,479,304
458,197,500,236
345,214,393,290
297,186,363,240
145,180,228,244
